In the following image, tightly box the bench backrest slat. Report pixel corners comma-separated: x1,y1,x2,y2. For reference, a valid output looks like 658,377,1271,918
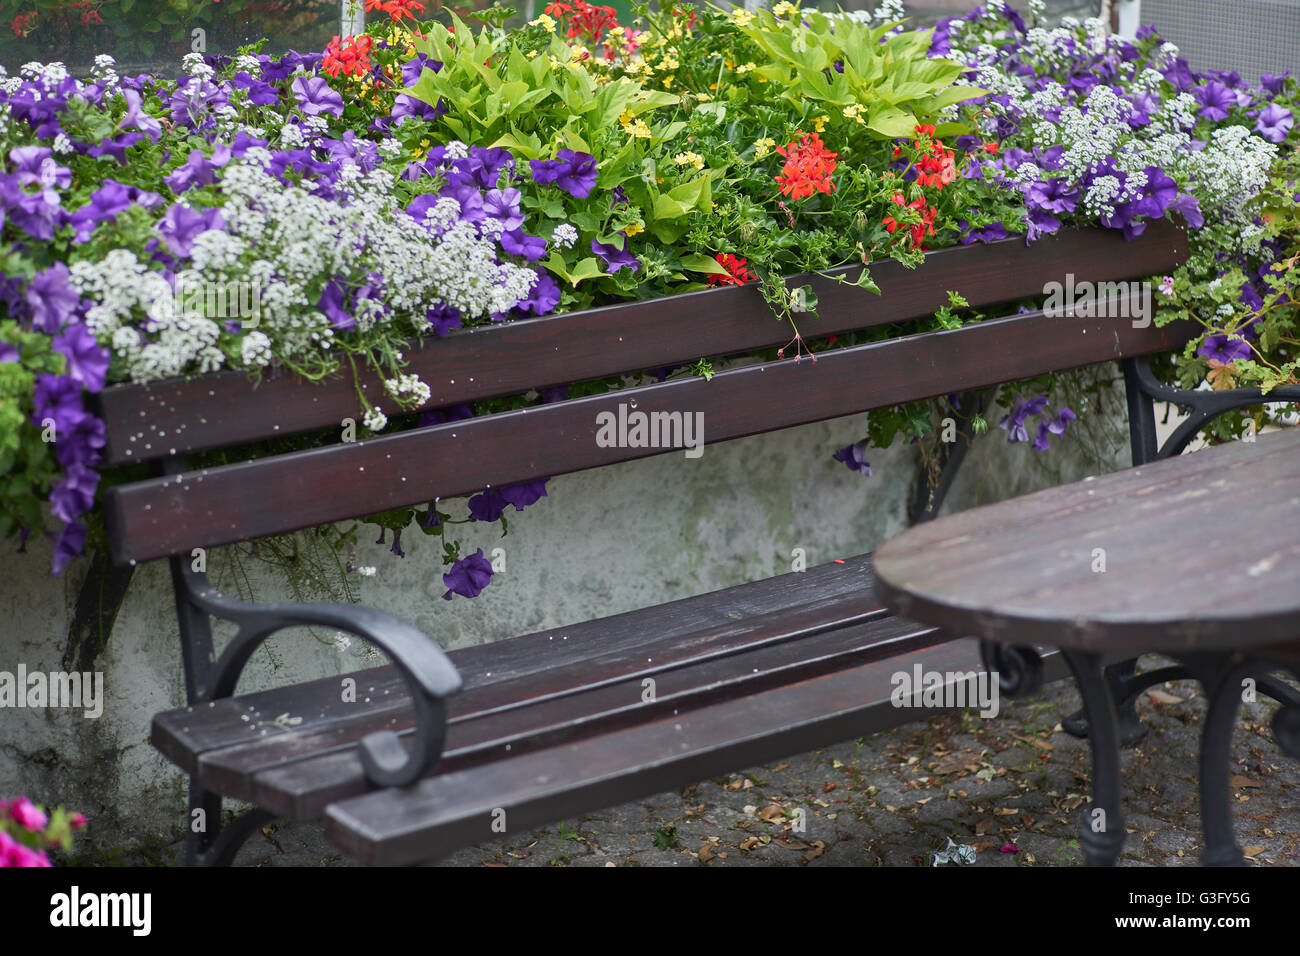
104,305,1196,565
94,222,1189,467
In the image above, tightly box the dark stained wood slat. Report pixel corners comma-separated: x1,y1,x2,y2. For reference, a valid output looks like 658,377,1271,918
95,222,1189,466
212,616,941,818
874,428,1300,651
321,637,1069,865
105,309,1197,565
151,555,877,772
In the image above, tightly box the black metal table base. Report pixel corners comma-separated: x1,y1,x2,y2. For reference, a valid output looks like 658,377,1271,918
984,641,1300,867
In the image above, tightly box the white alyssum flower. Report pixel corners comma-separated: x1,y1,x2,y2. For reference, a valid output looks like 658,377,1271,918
552,223,578,249
362,407,388,432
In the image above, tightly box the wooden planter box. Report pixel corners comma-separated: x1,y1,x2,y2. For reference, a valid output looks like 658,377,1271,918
97,222,1194,566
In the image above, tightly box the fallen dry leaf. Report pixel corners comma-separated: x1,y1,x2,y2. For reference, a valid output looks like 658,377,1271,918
822,782,838,793
758,804,787,823
739,837,760,851
804,841,826,862
1230,775,1262,789
976,817,995,835
1244,846,1265,858
1147,689,1184,705
698,845,714,863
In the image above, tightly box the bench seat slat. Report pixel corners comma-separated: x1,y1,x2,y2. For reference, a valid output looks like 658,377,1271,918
152,555,878,772
235,615,941,820
320,637,1068,865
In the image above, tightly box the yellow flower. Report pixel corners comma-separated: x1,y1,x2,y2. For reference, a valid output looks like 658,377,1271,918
811,114,828,133
618,109,635,127
753,137,776,159
674,150,705,170
527,49,540,59
529,13,557,32
661,54,679,71
623,222,644,236
731,9,756,26
843,103,866,124
735,62,755,74
626,119,652,139
695,92,713,102
772,1,799,17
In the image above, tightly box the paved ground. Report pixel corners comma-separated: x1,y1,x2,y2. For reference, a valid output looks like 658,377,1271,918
183,657,1298,868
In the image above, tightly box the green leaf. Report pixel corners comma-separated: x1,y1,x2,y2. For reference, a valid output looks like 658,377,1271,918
680,253,730,276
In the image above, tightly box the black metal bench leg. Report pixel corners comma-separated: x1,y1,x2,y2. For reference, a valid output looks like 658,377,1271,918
185,778,275,867
1062,650,1127,867
1062,660,1196,746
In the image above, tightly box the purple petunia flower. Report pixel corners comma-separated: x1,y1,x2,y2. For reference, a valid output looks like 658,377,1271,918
66,180,135,242
591,237,640,275
402,53,442,86
52,324,110,393
316,278,353,331
1132,166,1178,218
164,146,232,193
499,479,549,511
290,76,344,118
832,441,871,477
1167,192,1204,229
25,264,81,334
425,302,462,337
1260,71,1290,96
482,187,524,230
442,548,493,600
232,72,281,107
49,462,100,525
1024,176,1079,215
1254,103,1294,144
1196,81,1236,122
0,341,17,364
468,489,508,522
530,149,598,198
158,204,226,258
957,220,1011,244
516,271,561,316
999,394,1049,444
52,521,88,576
500,228,547,261
119,88,163,141
1197,333,1251,364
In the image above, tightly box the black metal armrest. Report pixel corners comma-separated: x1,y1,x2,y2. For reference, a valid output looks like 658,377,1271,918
171,560,461,787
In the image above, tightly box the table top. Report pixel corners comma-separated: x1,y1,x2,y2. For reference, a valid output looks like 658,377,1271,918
873,428,1300,652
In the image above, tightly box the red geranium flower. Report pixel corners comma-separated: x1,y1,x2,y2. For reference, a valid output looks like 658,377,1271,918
708,253,755,286
774,131,838,200
365,0,426,22
323,34,376,78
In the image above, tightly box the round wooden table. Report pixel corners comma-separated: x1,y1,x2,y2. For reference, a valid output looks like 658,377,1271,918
873,428,1300,866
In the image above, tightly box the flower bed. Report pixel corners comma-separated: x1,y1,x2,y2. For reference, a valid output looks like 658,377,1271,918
1,0,1296,598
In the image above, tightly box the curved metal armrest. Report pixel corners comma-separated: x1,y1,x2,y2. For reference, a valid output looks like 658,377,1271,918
175,561,461,788
1127,357,1300,459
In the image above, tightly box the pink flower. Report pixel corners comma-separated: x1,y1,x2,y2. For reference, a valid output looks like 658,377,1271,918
70,813,87,830
999,843,1019,854
8,840,53,867
8,796,48,832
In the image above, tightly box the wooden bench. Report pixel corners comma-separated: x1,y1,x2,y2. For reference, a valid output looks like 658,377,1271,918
98,223,1202,865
